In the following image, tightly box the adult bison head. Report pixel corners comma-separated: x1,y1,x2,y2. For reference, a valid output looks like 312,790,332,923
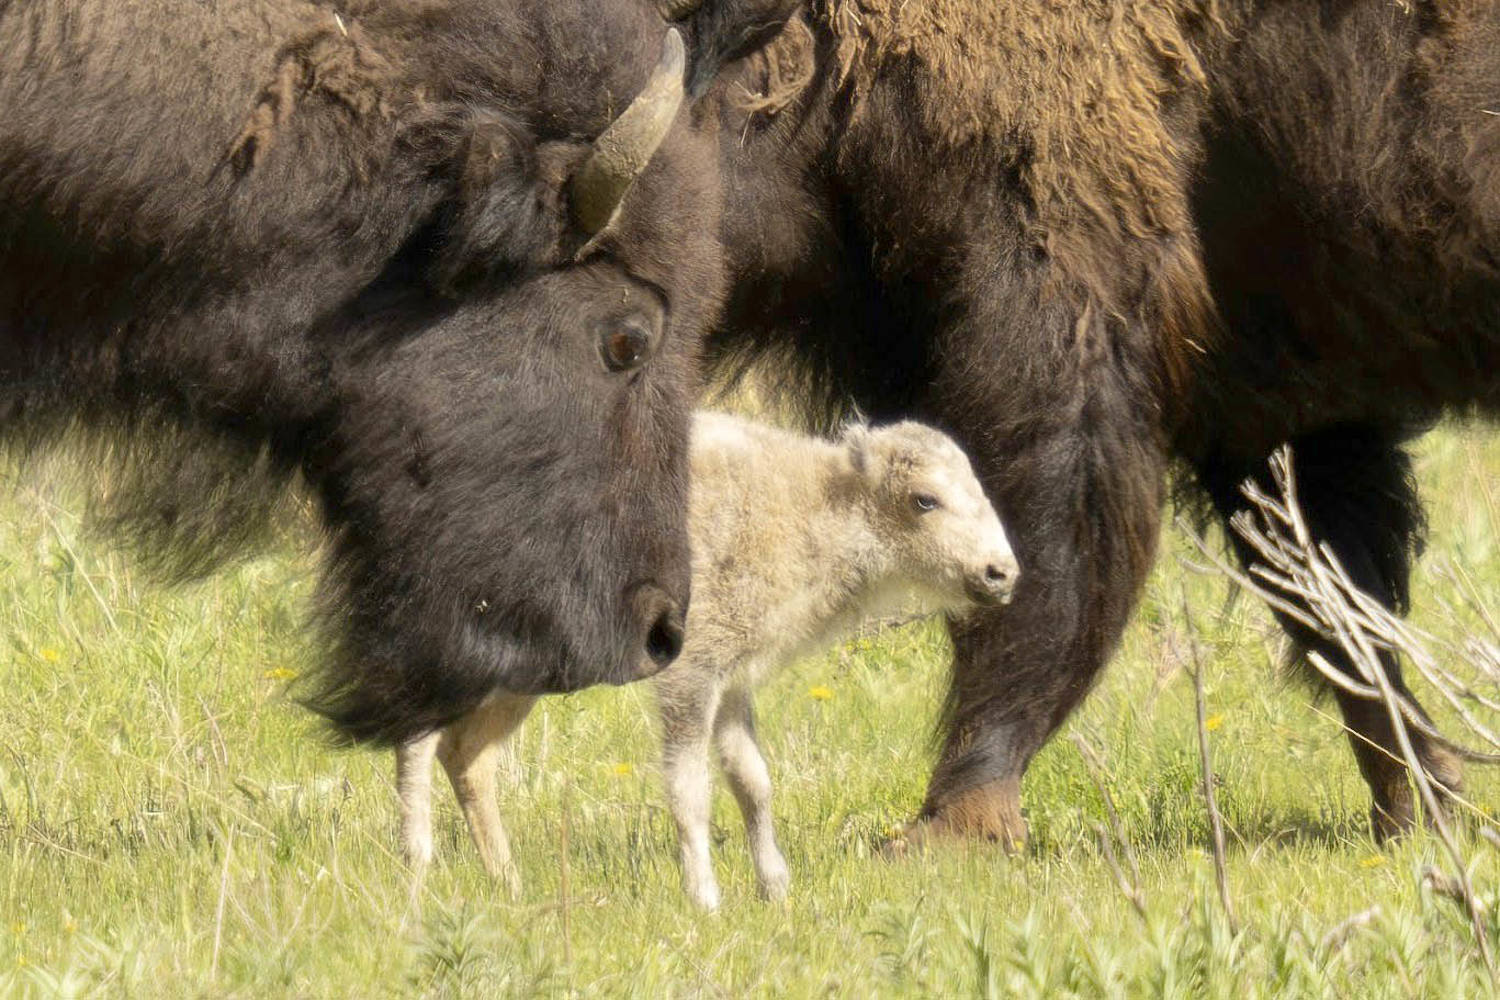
0,4,742,745
299,27,724,742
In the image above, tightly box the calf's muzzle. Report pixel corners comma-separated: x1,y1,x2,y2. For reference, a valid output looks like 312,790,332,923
966,554,1020,607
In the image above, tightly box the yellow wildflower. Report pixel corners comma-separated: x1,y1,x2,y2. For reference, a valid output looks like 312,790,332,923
1359,855,1386,869
808,686,834,701
9,923,23,936
38,648,60,664
612,762,633,777
263,667,299,681
1203,714,1224,732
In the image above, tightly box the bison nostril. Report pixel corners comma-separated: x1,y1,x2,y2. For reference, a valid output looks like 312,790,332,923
986,563,1012,584
645,607,685,667
630,584,687,677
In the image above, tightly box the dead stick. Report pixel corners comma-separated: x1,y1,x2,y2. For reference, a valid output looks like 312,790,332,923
560,779,573,969
1070,733,1147,923
1306,533,1494,975
1249,448,1494,977
1319,906,1381,956
210,824,235,983
1181,592,1238,932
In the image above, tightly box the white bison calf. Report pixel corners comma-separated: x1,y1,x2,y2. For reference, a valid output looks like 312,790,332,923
396,411,1018,908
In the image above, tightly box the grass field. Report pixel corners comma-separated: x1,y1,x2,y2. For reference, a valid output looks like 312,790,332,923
4,424,1500,997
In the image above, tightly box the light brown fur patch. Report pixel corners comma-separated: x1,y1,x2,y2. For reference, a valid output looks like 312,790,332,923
836,0,1226,393
899,776,1026,853
825,0,1215,238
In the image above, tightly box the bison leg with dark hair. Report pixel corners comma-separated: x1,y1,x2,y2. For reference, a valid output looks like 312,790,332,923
907,309,1170,849
1200,427,1462,838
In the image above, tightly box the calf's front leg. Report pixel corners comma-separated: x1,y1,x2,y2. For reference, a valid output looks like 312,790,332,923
657,667,725,910
436,693,536,897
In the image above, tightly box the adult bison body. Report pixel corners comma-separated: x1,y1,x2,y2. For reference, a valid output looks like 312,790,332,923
0,0,745,743
706,0,1499,843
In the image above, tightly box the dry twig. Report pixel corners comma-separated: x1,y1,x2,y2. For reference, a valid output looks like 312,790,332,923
1180,591,1238,932
1185,446,1496,975
1071,733,1148,923
1319,906,1382,957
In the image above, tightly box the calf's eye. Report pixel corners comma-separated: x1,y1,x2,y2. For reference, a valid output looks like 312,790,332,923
600,316,656,372
912,492,939,513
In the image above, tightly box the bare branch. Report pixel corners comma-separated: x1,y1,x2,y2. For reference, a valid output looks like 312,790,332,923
1200,445,1497,975
1070,733,1148,924
1180,590,1238,932
1319,906,1382,957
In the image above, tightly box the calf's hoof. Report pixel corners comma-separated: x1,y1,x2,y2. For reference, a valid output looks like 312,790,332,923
499,863,523,901
683,871,722,912
756,862,790,903
887,777,1028,855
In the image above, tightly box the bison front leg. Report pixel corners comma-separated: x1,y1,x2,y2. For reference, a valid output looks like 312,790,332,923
910,325,1170,850
1201,427,1462,838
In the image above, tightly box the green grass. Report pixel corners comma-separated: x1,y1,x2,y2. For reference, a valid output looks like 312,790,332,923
4,425,1500,997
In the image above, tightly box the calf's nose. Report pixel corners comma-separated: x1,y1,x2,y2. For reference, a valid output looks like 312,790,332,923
980,555,1020,605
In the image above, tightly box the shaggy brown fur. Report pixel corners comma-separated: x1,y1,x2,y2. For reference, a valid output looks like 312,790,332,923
827,0,1209,234
816,0,1222,394
228,8,400,173
706,0,1498,846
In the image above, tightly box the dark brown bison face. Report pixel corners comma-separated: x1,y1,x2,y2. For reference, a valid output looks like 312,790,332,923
306,29,725,743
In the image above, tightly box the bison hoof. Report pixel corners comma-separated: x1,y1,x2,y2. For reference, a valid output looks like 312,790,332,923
882,781,1029,855
1369,748,1463,843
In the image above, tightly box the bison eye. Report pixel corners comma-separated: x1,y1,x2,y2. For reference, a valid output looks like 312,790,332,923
599,316,656,373
912,492,940,513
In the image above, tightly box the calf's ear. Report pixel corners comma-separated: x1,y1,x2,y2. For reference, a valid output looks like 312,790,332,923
840,424,875,480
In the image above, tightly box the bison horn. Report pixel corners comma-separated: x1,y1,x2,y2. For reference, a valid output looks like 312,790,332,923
570,28,687,236
657,0,704,18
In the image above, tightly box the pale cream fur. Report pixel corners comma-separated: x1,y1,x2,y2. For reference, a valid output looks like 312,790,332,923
395,411,1017,907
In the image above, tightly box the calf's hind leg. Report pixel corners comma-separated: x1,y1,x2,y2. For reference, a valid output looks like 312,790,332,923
656,667,725,910
436,693,536,896
397,731,441,871
714,683,789,902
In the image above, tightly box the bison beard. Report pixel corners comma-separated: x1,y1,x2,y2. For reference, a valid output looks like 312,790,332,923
0,0,762,744
708,0,1497,844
